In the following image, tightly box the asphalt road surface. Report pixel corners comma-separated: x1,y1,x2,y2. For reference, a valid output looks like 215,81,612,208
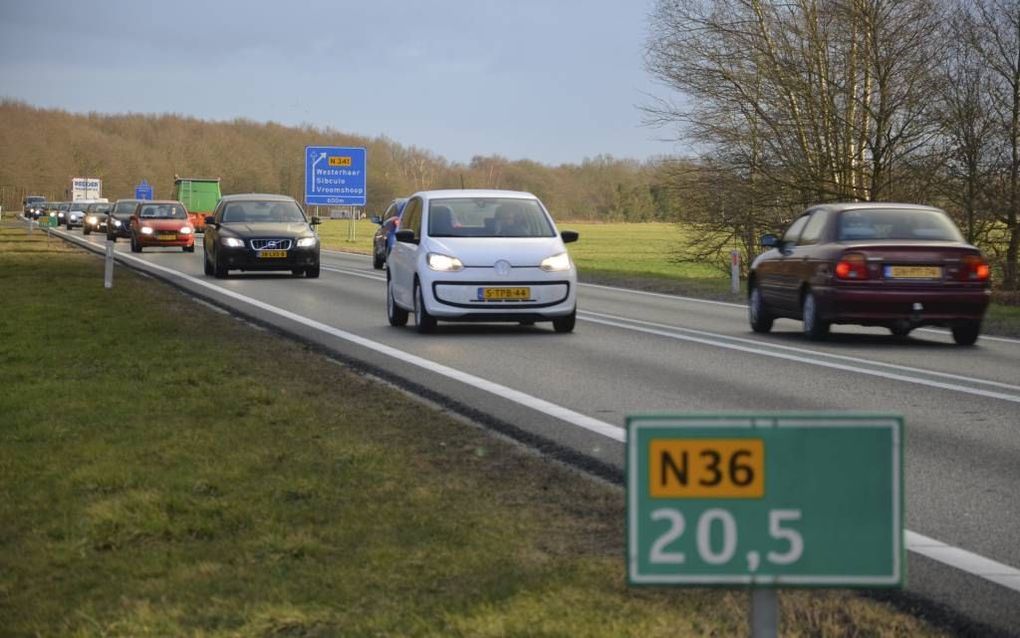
45,223,1020,635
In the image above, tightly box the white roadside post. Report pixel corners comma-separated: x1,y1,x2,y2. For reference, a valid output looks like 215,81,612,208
751,589,778,637
104,236,115,289
731,250,741,294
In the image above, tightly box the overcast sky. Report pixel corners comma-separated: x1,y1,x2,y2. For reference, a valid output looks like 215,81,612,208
0,0,681,166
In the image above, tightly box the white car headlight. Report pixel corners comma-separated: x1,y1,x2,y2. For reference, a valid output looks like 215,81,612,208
540,252,571,272
58,212,65,218
179,226,193,235
296,236,318,248
223,237,245,248
86,216,97,224
427,252,464,272
113,219,122,227
140,226,154,235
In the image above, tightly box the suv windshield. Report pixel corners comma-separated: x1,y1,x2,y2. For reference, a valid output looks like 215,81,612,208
89,204,112,214
138,203,187,219
113,201,138,215
837,209,963,242
220,200,305,223
427,198,554,238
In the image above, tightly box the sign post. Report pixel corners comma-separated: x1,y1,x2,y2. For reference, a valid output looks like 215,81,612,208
627,413,904,636
305,146,366,241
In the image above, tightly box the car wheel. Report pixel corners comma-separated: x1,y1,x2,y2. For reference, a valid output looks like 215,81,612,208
387,277,409,327
951,320,981,346
214,253,229,278
889,321,912,338
130,236,141,253
204,252,214,275
801,291,829,341
184,245,195,253
83,226,91,236
107,233,116,243
305,264,320,278
414,282,437,334
748,284,774,333
552,309,576,333
373,252,384,270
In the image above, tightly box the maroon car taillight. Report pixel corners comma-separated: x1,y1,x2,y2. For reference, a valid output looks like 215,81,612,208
835,252,869,280
959,255,990,282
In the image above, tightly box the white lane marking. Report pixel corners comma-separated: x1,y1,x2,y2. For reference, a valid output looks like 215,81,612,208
579,281,747,309
56,228,625,443
580,313,1020,404
320,265,386,282
907,531,1020,593
582,310,1020,393
47,224,1020,593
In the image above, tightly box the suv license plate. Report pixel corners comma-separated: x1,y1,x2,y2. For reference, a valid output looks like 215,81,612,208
258,250,288,259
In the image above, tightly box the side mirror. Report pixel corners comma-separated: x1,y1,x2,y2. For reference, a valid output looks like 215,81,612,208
394,229,417,244
560,230,579,244
761,234,779,248
204,215,216,226
310,217,322,225
370,215,382,225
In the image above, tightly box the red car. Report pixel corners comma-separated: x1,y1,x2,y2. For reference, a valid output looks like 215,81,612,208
129,200,196,253
748,203,991,345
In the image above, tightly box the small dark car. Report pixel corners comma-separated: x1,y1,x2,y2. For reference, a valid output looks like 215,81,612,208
203,194,321,278
23,195,45,217
106,199,142,240
748,203,991,345
370,197,408,269
83,202,112,235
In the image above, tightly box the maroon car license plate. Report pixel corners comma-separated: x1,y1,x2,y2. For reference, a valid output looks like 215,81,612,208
884,265,942,279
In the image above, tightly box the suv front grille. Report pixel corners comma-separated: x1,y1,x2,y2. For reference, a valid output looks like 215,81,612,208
251,239,292,250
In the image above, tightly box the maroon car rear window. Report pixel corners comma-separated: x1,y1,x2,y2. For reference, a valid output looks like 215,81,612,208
837,209,963,242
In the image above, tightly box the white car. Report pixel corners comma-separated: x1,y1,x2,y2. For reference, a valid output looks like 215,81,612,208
386,189,579,333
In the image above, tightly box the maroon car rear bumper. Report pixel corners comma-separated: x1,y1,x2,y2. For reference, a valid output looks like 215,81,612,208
814,285,991,325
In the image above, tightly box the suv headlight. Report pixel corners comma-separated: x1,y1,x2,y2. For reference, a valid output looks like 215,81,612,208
223,237,245,248
427,252,463,272
296,236,318,247
113,219,122,227
540,252,571,272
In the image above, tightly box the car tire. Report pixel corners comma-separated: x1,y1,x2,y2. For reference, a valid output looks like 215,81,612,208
184,245,195,253
801,291,829,341
83,226,91,236
373,253,384,270
305,264,320,278
748,284,774,333
107,233,116,243
552,309,576,333
214,253,229,279
414,282,437,334
951,320,981,346
387,277,409,327
204,252,214,275
130,236,142,253
889,321,912,338
292,268,303,277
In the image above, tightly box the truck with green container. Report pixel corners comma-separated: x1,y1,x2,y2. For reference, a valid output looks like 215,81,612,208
172,176,221,232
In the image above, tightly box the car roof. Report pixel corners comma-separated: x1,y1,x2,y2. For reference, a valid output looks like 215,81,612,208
810,202,944,214
218,193,297,203
412,189,539,201
136,200,183,205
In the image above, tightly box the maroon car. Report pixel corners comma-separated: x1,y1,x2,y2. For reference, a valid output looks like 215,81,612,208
748,203,991,345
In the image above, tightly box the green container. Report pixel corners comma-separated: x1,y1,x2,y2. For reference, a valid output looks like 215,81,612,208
172,177,221,215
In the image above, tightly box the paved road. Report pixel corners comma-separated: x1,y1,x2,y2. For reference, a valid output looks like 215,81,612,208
48,224,1020,634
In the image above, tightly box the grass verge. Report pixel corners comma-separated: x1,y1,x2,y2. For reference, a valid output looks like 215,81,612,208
0,221,945,635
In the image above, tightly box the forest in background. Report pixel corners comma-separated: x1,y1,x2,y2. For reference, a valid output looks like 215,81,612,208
0,100,678,225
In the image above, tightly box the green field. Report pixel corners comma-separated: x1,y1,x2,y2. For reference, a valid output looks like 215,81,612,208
0,221,943,636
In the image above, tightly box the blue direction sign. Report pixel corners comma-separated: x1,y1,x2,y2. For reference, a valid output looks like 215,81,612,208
135,180,153,200
304,146,367,206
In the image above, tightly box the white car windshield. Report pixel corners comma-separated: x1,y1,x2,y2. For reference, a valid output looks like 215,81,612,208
428,198,555,238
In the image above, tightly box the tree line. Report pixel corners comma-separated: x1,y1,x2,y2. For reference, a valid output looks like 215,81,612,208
645,0,1020,290
0,100,677,226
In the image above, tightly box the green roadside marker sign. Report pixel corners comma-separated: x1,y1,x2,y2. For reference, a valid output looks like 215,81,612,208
627,413,904,587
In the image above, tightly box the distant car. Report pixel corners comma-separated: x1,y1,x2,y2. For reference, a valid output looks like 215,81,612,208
203,194,321,278
55,202,70,225
128,200,195,253
82,202,112,235
22,195,45,218
106,199,142,240
65,201,89,228
370,197,408,269
385,189,579,333
748,203,992,345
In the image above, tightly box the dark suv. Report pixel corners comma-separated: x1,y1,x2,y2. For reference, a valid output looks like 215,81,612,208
106,199,142,240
